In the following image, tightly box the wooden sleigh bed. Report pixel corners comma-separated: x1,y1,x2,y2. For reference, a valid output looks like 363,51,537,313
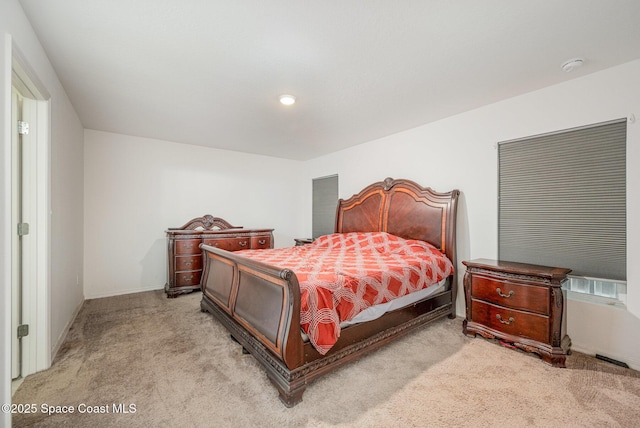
199,177,460,406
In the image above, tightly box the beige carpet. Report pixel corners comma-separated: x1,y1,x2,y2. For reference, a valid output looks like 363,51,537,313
12,290,640,427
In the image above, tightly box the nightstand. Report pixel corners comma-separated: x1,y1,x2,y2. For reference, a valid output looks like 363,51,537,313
294,238,314,246
462,258,571,367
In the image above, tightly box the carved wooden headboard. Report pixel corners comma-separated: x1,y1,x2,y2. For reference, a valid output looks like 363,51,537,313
169,215,240,231
335,177,460,266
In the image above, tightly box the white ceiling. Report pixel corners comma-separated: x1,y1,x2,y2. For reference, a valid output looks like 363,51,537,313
18,0,640,160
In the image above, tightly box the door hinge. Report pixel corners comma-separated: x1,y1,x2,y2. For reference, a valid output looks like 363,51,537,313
17,324,29,339
17,222,30,236
18,120,29,135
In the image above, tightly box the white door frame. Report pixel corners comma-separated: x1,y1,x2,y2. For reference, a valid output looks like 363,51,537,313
11,48,51,378
10,85,20,380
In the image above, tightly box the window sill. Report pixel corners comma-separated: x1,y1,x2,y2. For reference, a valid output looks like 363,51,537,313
567,290,627,310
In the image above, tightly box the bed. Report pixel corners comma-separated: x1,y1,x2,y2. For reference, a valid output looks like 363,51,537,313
199,177,460,406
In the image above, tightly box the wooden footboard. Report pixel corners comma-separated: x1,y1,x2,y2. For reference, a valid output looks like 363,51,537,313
199,244,308,405
200,243,305,366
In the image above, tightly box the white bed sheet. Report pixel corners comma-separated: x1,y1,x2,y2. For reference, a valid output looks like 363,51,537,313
340,278,448,327
301,278,448,343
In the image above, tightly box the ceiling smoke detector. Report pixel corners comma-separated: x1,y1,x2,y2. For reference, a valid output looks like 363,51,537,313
561,58,584,73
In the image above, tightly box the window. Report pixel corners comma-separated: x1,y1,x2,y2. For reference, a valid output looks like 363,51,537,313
498,119,626,302
312,175,338,239
564,276,626,306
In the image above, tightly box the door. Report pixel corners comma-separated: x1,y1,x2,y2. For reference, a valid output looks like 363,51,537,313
10,57,52,381
11,85,36,380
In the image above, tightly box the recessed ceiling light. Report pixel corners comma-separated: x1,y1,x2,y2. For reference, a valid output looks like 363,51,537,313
561,58,584,73
279,94,296,106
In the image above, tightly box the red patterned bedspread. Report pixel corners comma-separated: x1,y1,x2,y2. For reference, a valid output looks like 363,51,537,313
237,232,454,355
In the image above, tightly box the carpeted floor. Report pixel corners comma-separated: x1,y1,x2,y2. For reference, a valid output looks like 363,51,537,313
11,290,640,427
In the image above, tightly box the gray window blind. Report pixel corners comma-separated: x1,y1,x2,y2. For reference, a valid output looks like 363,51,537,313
312,175,338,239
498,119,626,280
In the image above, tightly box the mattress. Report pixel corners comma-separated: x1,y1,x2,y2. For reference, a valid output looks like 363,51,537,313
238,232,454,354
340,277,448,327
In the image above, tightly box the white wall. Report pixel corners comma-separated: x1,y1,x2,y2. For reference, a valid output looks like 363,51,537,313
303,60,640,369
1,0,85,425
83,130,304,298
48,73,85,361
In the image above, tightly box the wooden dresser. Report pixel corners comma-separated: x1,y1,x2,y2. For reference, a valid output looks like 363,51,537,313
462,258,571,367
165,215,273,298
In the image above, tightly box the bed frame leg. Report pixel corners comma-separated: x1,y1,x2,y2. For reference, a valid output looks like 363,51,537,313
265,371,307,408
278,385,306,408
228,334,251,354
448,300,457,319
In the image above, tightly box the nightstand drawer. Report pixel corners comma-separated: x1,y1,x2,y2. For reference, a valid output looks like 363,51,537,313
471,275,549,315
175,239,201,255
471,300,549,344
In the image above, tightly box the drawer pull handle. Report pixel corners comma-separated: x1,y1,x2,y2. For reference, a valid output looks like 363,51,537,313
258,239,266,245
239,241,248,247
496,287,514,298
496,314,515,325
183,275,193,281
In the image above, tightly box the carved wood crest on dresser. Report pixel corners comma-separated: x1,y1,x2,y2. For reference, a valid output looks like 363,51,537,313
165,215,274,298
462,258,571,367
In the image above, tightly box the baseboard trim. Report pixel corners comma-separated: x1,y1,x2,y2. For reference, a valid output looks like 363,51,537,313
570,343,640,372
50,297,84,364
595,354,630,368
84,285,164,300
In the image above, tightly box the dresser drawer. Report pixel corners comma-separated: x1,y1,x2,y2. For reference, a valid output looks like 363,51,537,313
175,239,201,255
174,271,202,287
251,235,271,249
203,237,250,251
471,275,549,315
175,255,203,271
471,299,549,344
